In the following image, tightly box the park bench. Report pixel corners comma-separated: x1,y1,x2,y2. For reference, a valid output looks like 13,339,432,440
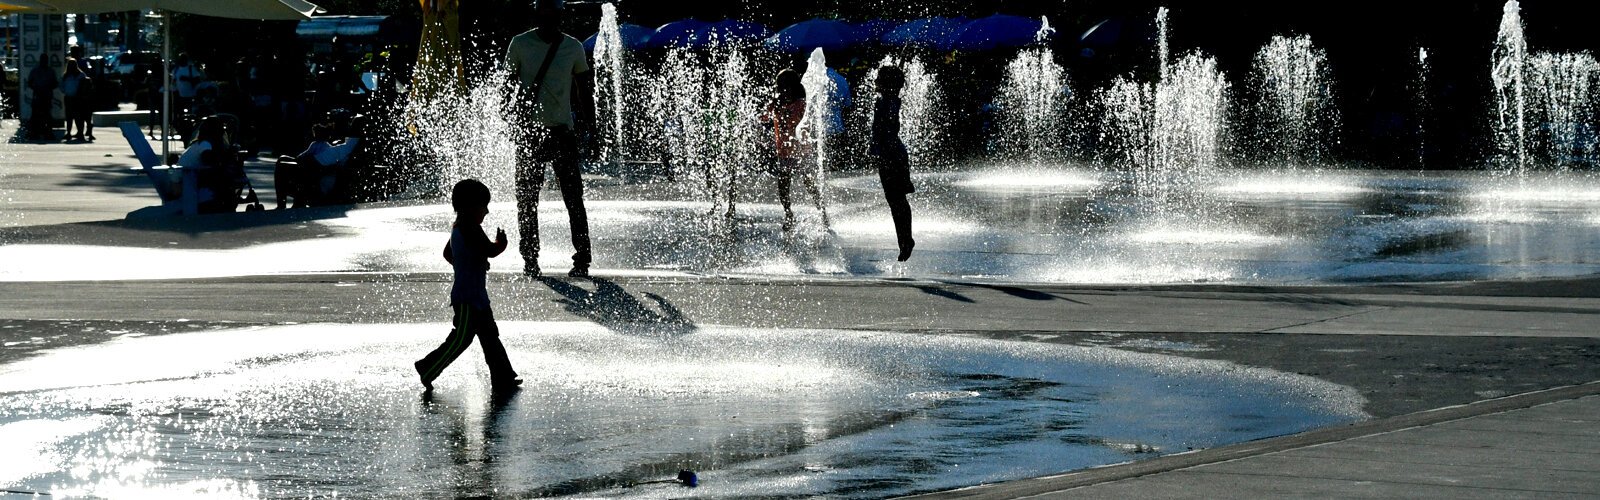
119,121,208,217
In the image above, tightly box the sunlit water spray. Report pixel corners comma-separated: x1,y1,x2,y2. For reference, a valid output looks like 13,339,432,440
797,48,836,225
1491,0,1599,174
1492,0,1529,175
643,39,767,219
1101,8,1229,223
1526,53,1599,171
1415,47,1430,168
593,3,627,165
404,69,520,199
1251,35,1337,169
995,17,1068,165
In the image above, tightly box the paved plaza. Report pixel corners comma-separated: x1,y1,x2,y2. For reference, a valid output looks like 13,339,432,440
2,120,1599,497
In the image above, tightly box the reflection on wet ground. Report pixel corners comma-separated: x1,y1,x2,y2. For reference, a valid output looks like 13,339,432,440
3,167,1598,284
3,169,1600,283
0,323,1360,498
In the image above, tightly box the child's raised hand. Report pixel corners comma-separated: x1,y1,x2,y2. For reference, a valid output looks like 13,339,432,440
495,228,507,245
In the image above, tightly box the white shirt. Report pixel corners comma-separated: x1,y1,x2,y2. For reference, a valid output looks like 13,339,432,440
177,140,214,168
505,30,589,128
175,64,205,98
300,137,360,167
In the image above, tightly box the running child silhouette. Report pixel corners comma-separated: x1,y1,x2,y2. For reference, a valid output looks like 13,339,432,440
414,179,521,391
871,65,915,260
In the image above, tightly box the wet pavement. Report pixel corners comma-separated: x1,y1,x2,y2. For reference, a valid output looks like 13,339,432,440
4,167,1600,284
0,322,1362,498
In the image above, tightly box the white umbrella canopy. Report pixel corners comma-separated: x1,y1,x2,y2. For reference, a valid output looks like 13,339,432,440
0,0,317,19
2,0,319,162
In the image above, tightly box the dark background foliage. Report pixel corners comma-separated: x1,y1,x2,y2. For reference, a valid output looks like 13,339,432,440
178,0,1599,168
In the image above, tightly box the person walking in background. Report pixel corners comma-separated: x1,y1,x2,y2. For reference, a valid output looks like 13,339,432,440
26,59,58,141
60,59,93,142
173,53,206,115
414,179,521,392
506,0,593,278
762,68,827,233
870,65,915,261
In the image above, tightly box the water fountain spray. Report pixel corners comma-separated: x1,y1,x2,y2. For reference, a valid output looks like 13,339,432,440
1416,47,1430,168
1491,0,1528,175
593,3,627,166
1100,7,1229,220
1526,53,1599,171
1252,35,1336,169
1490,0,1599,174
996,17,1068,166
798,48,835,224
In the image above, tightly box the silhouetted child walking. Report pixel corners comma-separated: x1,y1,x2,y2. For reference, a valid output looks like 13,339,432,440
415,179,521,391
871,66,915,260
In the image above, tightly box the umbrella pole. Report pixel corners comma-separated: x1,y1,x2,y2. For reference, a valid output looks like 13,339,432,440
161,9,171,164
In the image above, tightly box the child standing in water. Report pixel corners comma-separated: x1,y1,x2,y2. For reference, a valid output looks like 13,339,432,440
762,68,827,232
870,66,915,260
415,179,521,391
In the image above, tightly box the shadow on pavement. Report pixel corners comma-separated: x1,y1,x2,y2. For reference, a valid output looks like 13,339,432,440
56,163,152,194
884,278,975,302
539,277,696,337
944,281,1089,304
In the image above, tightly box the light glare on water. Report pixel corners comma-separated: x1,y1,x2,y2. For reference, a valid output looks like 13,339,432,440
0,322,1362,498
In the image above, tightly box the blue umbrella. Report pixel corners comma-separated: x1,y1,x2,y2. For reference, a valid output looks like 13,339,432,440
646,19,712,49
880,17,968,51
852,18,897,43
764,18,862,53
706,18,769,44
582,23,653,52
952,14,1050,51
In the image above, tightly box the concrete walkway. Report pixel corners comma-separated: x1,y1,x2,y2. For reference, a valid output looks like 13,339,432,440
914,383,1600,499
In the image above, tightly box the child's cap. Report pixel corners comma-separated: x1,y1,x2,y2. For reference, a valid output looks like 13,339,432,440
451,179,491,213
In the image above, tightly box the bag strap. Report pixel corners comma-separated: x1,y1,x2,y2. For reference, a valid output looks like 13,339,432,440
528,35,564,105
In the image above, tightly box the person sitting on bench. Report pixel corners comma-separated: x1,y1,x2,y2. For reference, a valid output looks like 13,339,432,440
274,123,360,209
178,117,246,214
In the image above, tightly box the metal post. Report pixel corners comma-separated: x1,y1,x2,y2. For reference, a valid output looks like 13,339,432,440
161,9,170,164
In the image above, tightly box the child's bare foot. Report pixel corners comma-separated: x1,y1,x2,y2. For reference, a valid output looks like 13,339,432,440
897,238,915,262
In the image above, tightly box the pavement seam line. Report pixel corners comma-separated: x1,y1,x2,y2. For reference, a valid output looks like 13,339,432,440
1283,449,1600,472
900,382,1600,499
1257,306,1387,333
1166,468,1598,495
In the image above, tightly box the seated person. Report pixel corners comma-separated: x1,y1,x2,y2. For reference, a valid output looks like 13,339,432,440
178,117,245,214
273,123,360,208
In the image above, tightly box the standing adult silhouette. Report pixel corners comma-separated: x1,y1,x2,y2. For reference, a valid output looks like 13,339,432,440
505,0,592,277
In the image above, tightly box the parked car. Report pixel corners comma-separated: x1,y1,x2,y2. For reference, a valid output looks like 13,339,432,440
106,50,160,102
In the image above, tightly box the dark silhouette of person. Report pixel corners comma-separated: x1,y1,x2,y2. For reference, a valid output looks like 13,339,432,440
761,68,827,233
870,65,915,260
61,58,93,142
506,0,592,278
176,116,244,214
415,179,521,391
26,59,58,141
